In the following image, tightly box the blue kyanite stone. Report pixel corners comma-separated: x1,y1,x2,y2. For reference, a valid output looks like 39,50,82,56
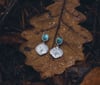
42,34,49,42
56,37,63,45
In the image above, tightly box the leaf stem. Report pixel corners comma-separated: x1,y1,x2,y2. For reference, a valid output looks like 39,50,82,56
52,0,66,47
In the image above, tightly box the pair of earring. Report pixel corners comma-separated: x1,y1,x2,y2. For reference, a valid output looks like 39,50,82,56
35,33,63,59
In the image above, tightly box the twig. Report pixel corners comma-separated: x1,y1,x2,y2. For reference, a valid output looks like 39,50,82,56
0,0,18,27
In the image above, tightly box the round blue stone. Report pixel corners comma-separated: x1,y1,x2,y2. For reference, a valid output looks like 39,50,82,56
56,37,63,45
42,34,49,42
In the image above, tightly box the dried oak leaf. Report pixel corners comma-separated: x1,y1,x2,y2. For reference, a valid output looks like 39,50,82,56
81,67,100,85
20,0,93,78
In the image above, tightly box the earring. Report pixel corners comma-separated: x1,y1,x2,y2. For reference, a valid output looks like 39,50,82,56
50,37,63,59
35,33,49,55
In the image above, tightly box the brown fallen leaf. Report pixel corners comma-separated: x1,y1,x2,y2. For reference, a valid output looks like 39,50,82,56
20,0,93,78
81,67,100,85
